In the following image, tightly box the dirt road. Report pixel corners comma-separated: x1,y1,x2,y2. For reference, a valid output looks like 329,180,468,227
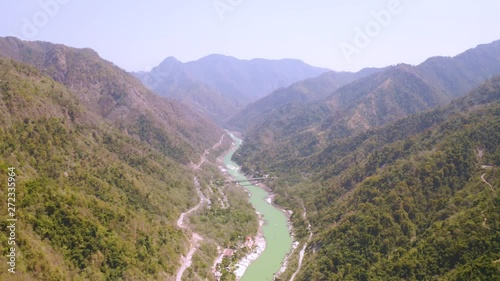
175,134,225,280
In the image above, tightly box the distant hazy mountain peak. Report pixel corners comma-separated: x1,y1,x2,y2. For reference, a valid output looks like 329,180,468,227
136,53,330,124
465,39,500,52
195,53,239,63
419,55,452,65
393,63,414,69
158,56,182,68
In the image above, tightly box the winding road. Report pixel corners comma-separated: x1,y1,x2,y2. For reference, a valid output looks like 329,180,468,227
175,177,206,281
175,134,225,281
481,173,495,192
289,206,313,281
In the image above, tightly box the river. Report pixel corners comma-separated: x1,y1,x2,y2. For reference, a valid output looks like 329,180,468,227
223,133,293,281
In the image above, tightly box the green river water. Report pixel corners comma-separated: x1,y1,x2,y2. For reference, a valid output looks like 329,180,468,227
223,133,293,281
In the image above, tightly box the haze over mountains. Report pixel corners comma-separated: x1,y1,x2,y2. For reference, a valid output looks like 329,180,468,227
133,54,329,124
133,39,500,133
228,67,383,130
234,40,500,168
0,34,499,281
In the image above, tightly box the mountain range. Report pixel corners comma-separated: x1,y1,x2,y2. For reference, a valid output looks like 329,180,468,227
227,67,383,130
133,54,330,124
231,41,500,280
276,75,500,280
0,36,223,163
234,40,500,169
0,37,228,280
0,35,499,280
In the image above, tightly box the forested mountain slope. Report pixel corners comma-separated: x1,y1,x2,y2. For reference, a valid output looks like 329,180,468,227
133,57,239,125
0,36,222,163
183,54,329,104
236,40,500,168
238,76,500,280
228,67,381,130
417,39,500,96
0,59,202,280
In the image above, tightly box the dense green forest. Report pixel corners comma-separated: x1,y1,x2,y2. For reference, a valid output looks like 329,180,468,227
182,147,258,281
0,36,224,164
0,58,257,280
1,35,499,280
0,58,198,280
236,76,500,280
234,40,500,169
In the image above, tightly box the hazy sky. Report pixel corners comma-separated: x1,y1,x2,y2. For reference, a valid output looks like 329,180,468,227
2,0,500,72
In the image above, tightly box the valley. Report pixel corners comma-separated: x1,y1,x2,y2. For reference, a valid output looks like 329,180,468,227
222,133,292,281
0,33,499,281
234,75,500,280
176,135,222,281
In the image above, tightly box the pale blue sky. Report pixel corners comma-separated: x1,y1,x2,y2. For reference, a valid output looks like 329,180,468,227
2,0,500,72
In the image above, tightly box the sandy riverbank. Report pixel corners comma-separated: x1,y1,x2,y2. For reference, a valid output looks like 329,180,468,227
216,162,268,279
216,140,270,280
234,213,266,279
